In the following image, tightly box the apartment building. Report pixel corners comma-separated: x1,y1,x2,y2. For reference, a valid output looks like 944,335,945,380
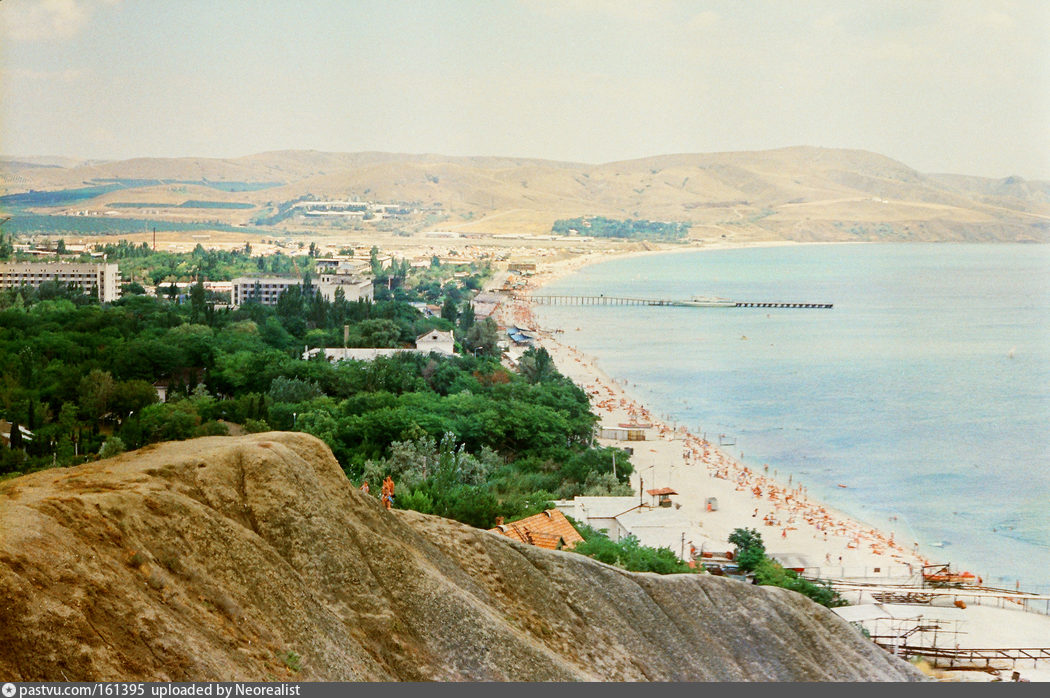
230,275,374,307
0,262,121,302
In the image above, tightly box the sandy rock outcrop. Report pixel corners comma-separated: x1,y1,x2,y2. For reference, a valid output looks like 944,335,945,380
0,433,923,681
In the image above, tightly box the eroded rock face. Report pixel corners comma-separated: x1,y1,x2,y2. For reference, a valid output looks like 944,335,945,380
0,433,923,681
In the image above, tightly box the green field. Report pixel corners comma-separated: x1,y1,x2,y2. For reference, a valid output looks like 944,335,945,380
1,213,264,235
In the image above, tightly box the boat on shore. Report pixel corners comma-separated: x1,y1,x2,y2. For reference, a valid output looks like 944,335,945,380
923,564,980,587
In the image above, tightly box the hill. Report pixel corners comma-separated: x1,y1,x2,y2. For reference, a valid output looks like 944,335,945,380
3,147,1048,241
0,432,923,681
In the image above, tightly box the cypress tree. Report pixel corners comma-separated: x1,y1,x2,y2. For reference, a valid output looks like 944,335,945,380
9,421,23,450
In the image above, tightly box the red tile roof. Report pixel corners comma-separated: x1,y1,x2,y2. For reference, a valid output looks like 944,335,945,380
646,487,678,496
489,509,584,550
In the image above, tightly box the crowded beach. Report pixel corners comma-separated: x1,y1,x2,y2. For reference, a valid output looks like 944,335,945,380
496,253,931,578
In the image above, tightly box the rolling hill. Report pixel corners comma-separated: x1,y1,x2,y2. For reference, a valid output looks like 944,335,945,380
2,147,1048,241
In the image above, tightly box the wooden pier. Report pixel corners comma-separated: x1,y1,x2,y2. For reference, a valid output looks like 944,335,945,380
530,295,677,306
874,643,1050,669
527,294,832,309
732,301,833,309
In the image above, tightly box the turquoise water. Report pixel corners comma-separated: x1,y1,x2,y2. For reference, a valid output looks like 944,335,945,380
534,243,1050,592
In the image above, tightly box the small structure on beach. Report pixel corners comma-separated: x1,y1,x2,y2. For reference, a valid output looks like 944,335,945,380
647,487,678,508
598,426,646,441
768,553,819,574
506,327,534,345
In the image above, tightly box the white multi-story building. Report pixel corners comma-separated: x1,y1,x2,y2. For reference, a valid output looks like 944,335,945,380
230,277,301,306
316,274,373,303
0,262,121,302
230,275,374,307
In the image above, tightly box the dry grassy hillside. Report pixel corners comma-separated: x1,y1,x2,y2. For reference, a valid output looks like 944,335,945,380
3,147,1048,241
0,433,924,682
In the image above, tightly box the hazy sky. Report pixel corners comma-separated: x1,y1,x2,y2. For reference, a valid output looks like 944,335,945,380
2,0,1048,178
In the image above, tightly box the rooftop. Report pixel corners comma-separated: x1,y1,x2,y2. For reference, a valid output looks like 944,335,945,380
489,509,584,551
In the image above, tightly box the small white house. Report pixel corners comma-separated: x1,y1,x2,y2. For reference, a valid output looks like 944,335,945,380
304,329,456,362
415,330,455,356
553,495,700,559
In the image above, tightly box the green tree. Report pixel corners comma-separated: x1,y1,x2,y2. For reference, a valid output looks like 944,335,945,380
8,421,23,450
268,376,323,403
464,317,499,357
457,302,475,336
728,527,766,573
110,380,159,421
440,297,459,324
134,401,201,444
518,346,556,383
79,369,116,421
189,280,206,322
57,402,79,440
370,246,382,276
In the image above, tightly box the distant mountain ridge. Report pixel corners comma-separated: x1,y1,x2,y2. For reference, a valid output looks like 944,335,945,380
2,147,1048,241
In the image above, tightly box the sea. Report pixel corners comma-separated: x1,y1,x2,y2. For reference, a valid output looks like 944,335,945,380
532,243,1050,593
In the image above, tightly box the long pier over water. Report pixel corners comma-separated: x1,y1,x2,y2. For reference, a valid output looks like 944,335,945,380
527,294,833,309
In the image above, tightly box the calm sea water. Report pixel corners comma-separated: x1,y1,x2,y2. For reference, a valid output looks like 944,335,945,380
534,243,1050,592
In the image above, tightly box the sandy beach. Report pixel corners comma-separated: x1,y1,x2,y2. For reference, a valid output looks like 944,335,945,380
496,244,930,577
494,246,1050,680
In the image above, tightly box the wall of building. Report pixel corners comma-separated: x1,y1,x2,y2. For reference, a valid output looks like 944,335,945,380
0,262,121,302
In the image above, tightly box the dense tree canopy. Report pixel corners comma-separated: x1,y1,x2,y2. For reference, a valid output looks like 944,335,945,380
0,257,634,529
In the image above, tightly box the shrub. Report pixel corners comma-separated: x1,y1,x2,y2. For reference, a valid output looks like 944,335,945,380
243,418,270,433
195,420,229,437
753,558,845,608
279,650,302,673
396,488,434,515
98,437,126,459
571,524,696,574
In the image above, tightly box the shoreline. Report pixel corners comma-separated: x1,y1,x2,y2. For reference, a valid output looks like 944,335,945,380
498,241,932,577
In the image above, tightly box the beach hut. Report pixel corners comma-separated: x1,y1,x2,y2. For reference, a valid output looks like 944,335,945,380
646,487,677,508
598,427,646,441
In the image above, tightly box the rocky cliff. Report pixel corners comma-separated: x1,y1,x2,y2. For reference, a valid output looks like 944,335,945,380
0,433,923,681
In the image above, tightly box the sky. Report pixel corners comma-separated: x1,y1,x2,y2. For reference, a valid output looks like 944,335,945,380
1,0,1048,179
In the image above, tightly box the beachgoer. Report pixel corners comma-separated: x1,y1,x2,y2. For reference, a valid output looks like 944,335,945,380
360,481,370,495
381,475,395,510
